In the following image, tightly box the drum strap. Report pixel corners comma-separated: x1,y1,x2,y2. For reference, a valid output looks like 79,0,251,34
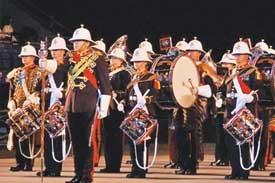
133,83,149,113
126,74,156,89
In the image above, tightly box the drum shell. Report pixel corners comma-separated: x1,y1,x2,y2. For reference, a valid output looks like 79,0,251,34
44,102,66,138
120,107,157,145
150,55,200,109
7,104,41,140
223,107,262,145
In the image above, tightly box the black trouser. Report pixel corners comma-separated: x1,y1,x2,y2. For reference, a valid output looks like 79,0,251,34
129,139,150,176
103,110,124,171
175,105,203,172
225,133,250,177
67,112,94,181
253,108,269,169
214,113,228,163
44,130,63,173
13,135,34,168
176,126,197,171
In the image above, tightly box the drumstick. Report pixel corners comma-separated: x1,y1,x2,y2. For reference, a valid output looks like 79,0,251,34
143,89,150,97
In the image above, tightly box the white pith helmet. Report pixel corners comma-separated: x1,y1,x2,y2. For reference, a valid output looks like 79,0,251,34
18,42,38,58
175,38,188,51
267,45,275,54
186,36,205,53
219,50,237,65
69,24,95,44
254,39,269,52
49,33,69,51
139,38,155,54
92,38,106,54
232,38,251,55
130,48,152,63
108,47,126,62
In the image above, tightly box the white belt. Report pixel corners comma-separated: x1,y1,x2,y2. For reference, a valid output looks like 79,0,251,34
226,93,238,99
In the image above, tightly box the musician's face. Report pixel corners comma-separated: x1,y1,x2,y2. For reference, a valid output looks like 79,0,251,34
110,57,123,70
50,50,66,64
188,50,201,62
134,61,148,75
21,56,35,66
73,40,90,52
235,54,249,67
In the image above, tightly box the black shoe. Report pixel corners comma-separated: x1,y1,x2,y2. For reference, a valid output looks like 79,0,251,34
239,175,248,180
185,169,196,175
210,160,221,166
175,168,196,175
170,163,179,169
10,165,24,172
23,165,33,171
126,173,145,178
65,176,81,183
37,171,60,177
216,161,229,166
175,168,187,175
270,172,275,177
99,168,120,173
224,174,238,180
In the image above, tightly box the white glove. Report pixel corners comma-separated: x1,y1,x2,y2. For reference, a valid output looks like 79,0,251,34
7,100,16,111
6,129,14,151
117,103,125,113
50,87,63,99
98,95,111,119
231,93,254,114
215,98,223,108
137,96,146,107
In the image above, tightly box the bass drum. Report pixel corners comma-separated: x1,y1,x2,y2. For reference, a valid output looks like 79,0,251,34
255,53,275,104
151,55,200,109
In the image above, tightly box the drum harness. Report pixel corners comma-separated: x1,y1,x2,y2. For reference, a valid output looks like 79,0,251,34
47,73,72,162
129,79,159,170
17,69,41,159
230,69,263,170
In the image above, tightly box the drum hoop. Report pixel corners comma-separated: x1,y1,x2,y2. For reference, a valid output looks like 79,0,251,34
150,55,176,110
168,55,200,108
149,54,165,73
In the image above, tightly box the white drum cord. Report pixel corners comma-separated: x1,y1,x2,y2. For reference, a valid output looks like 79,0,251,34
19,135,41,159
239,124,263,170
51,125,72,163
133,123,159,170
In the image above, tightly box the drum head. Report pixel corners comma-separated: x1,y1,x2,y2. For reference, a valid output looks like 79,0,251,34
169,56,199,108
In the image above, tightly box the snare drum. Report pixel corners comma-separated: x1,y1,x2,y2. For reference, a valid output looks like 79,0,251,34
223,107,262,145
150,55,199,109
7,103,41,141
44,101,66,138
120,107,157,145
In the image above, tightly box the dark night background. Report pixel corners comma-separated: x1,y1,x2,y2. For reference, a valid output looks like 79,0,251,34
7,0,275,60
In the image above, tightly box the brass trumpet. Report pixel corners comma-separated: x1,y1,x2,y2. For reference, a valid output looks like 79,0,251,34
198,50,225,88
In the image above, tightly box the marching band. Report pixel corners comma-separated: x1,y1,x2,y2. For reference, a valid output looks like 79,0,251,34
4,24,275,183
